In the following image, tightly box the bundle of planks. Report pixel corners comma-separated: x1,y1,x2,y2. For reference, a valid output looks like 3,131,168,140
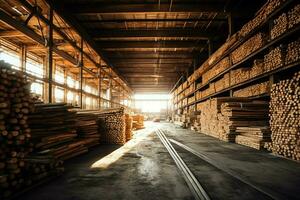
239,0,285,38
285,38,300,65
132,114,144,130
267,71,300,160
233,81,270,97
235,127,271,150
125,114,133,141
231,33,267,64
28,103,88,161
288,4,300,29
0,62,35,199
218,101,269,142
95,107,126,144
271,13,288,39
230,67,251,86
264,46,284,72
75,111,100,148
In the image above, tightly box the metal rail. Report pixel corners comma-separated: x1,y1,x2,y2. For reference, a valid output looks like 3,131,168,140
156,129,211,200
169,138,278,200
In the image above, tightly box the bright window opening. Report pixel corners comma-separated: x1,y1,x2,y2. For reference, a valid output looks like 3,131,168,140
0,51,20,70
55,67,64,84
55,87,64,102
31,81,43,97
134,94,170,113
26,60,43,78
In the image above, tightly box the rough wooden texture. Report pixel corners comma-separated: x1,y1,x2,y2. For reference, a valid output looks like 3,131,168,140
285,38,300,65
233,82,270,97
132,114,144,130
271,12,288,39
231,33,267,64
264,46,284,72
288,4,300,29
268,71,300,160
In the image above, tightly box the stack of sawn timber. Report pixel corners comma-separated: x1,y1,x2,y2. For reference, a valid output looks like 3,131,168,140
218,101,269,142
132,114,144,130
235,127,271,150
28,103,88,161
75,111,100,148
0,62,62,199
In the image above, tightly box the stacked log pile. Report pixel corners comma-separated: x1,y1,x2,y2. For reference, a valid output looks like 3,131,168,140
235,127,271,150
233,82,270,97
231,33,266,64
125,114,133,141
264,46,284,72
75,111,100,148
285,39,300,65
28,103,88,161
267,71,300,160
230,68,251,86
95,108,126,144
271,13,288,39
0,62,63,199
249,59,265,78
218,101,269,142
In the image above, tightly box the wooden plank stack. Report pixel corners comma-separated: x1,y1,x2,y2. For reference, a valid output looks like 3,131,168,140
28,103,88,161
271,13,288,39
233,81,270,97
231,33,267,64
218,101,269,142
285,38,300,65
288,4,300,29
264,46,284,72
267,71,300,160
95,108,126,145
125,114,133,141
235,126,271,150
132,114,144,130
75,111,100,148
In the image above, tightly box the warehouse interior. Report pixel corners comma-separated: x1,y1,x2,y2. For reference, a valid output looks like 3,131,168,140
0,0,299,200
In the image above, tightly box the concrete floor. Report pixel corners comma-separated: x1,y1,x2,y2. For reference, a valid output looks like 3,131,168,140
18,122,300,200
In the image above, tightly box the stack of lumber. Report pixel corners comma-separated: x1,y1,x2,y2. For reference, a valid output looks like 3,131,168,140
267,71,300,160
75,111,100,148
233,82,270,97
125,114,133,141
132,114,144,130
288,4,300,29
239,0,285,38
190,113,201,132
285,39,300,65
0,62,34,199
28,103,88,161
271,13,288,39
264,46,284,72
202,57,230,84
235,127,271,150
231,33,266,64
230,68,251,86
214,73,230,92
95,108,126,144
197,98,250,139
188,96,195,104
218,101,269,142
249,59,265,78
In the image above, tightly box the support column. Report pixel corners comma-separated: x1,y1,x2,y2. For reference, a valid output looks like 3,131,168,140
79,39,83,108
47,6,53,103
20,45,26,72
228,13,234,39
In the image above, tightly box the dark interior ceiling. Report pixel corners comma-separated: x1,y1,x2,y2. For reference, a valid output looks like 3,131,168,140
51,0,266,93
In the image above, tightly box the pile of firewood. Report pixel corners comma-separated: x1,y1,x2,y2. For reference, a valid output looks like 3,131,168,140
218,101,269,142
235,126,271,150
264,46,284,72
285,39,300,65
96,108,126,144
266,71,300,160
288,4,300,29
271,13,288,39
75,111,100,148
233,82,270,97
125,114,133,141
28,103,88,161
231,33,266,64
